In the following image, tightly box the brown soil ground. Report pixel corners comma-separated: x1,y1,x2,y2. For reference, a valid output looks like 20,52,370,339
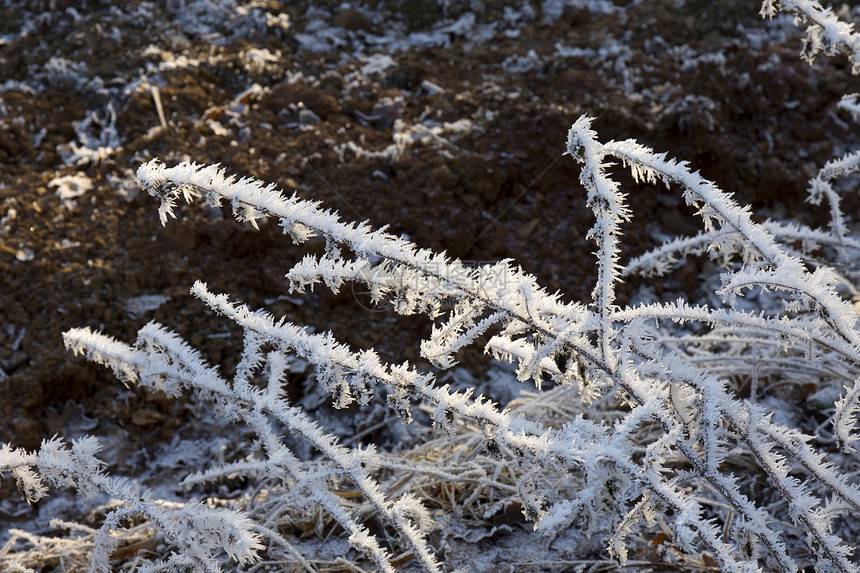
0,0,858,545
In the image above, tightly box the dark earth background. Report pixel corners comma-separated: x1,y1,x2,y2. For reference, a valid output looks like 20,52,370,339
1,0,858,510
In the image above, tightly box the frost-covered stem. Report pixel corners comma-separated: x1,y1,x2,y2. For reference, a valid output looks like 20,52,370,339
250,524,317,573
742,421,856,572
564,122,858,569
287,227,860,540
193,283,763,568
761,0,860,73
374,456,516,495
561,395,758,572
134,155,859,569
2,437,263,573
589,133,860,352
636,346,859,572
135,159,592,376
504,312,797,572
63,326,402,573
166,342,435,573
616,454,752,573
616,360,799,571
136,159,471,294
598,137,797,270
510,325,791,569
242,407,399,573
808,150,860,249
191,282,551,453
566,115,630,369
624,220,860,278
834,377,860,453
718,266,859,345
839,93,860,120
757,420,860,512
611,301,858,364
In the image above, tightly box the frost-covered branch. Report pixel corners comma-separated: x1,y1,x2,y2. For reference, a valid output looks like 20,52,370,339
625,220,860,277
839,93,860,120
62,324,440,573
0,437,263,572
567,117,860,571
6,4,860,567
807,149,860,253
126,146,860,571
761,0,860,73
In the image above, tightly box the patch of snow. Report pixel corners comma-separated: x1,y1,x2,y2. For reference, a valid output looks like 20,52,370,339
166,0,269,43
360,53,397,78
502,49,543,73
541,0,618,24
659,93,720,131
15,247,34,262
58,101,122,166
680,51,726,73
336,116,477,163
554,43,597,58
49,173,93,206
297,10,488,55
54,239,81,250
207,119,230,136
0,207,16,232
737,13,797,51
155,53,204,72
0,80,34,93
243,47,280,74
555,35,638,93
504,3,537,27
296,16,348,52
266,11,290,31
125,294,171,318
401,13,478,50
38,56,107,95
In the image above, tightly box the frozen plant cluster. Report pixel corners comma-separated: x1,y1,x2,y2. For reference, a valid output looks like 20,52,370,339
4,1,860,571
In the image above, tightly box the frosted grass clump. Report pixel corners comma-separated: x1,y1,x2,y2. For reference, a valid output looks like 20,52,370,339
3,1,860,571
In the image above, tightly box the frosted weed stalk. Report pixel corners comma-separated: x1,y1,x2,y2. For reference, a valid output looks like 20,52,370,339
4,1,860,571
